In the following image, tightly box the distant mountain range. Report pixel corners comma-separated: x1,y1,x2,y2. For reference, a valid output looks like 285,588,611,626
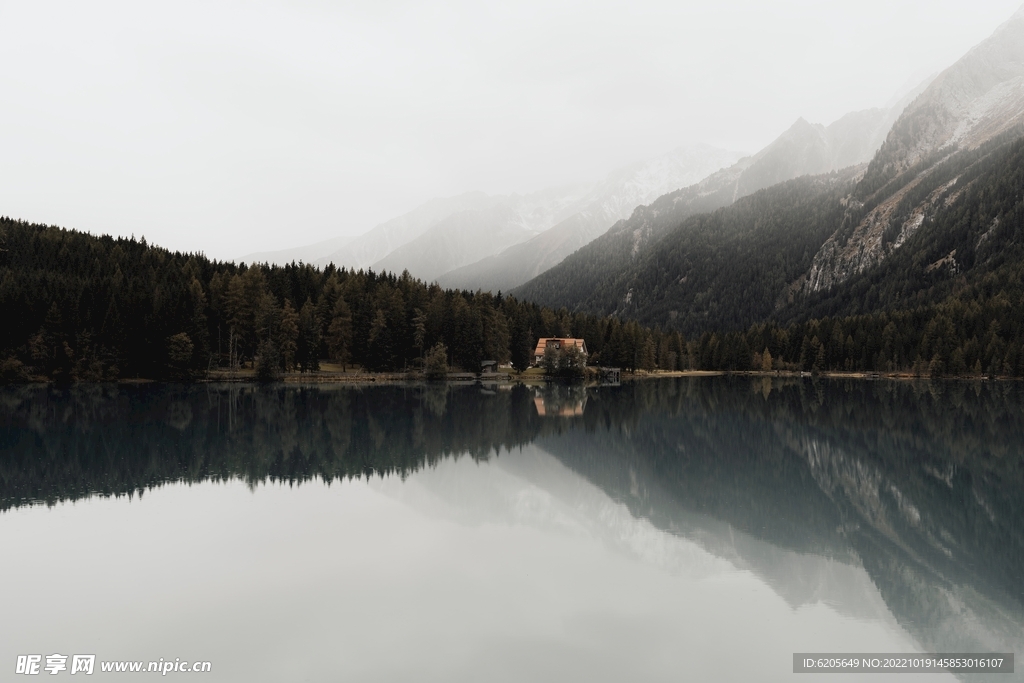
241,146,745,283
246,5,1024,341
242,234,356,267
370,184,596,283
512,7,1024,335
435,145,745,292
509,90,925,313
243,191,506,269
248,84,924,293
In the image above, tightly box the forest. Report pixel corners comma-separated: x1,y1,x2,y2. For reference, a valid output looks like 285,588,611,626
0,217,688,381
3,208,1024,380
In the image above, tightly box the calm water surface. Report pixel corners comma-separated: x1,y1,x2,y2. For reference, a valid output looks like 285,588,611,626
1,378,1022,682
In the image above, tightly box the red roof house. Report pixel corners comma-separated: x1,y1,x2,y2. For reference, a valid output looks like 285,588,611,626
532,338,588,366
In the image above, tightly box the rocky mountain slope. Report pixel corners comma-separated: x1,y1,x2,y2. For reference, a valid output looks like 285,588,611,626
800,6,1024,296
512,95,920,307
514,127,1024,335
514,8,1024,335
517,169,864,329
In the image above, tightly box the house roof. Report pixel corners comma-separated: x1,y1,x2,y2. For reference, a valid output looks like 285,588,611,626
533,337,587,357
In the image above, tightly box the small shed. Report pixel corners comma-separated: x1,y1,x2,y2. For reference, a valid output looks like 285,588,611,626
480,360,498,373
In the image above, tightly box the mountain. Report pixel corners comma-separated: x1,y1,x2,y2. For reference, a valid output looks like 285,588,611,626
318,191,516,271
511,97,915,313
436,145,745,292
513,8,1024,336
241,191,503,268
512,128,1024,337
241,184,603,277
242,234,354,266
241,146,745,282
801,6,1024,295
516,169,864,329
445,104,917,295
370,184,593,282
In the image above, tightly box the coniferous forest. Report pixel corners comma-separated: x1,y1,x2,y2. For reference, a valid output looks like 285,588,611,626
3,200,1024,381
0,217,686,381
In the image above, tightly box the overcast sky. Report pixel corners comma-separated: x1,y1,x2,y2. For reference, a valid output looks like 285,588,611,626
1,0,1020,260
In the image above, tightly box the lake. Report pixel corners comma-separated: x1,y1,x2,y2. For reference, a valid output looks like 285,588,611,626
1,378,1022,681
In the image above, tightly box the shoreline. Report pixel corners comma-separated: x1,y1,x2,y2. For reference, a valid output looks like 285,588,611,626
5,368,1021,387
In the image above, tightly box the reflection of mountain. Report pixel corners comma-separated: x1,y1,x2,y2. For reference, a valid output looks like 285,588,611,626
2,378,1023,671
532,379,1024,671
512,442,898,624
372,439,902,631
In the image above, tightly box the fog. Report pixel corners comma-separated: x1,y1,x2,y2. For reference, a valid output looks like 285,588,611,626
0,0,1019,260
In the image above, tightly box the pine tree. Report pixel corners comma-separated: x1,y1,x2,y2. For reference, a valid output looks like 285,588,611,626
278,299,299,371
327,298,353,370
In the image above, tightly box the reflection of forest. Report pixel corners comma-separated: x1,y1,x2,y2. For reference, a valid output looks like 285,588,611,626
0,383,549,508
2,378,1023,664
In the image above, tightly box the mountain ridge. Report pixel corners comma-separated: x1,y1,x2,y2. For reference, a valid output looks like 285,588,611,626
368,183,598,281
437,144,745,292
511,8,1024,338
511,95,918,310
799,7,1024,296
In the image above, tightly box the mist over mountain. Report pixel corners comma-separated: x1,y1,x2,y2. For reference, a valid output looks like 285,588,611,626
239,183,597,275
243,80,925,288
511,92,921,310
436,145,745,292
242,146,743,282
369,183,594,282
442,100,923,295
242,234,355,267
510,8,1024,343
242,191,504,268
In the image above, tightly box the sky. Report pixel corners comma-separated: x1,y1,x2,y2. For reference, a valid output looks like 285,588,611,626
0,0,1021,261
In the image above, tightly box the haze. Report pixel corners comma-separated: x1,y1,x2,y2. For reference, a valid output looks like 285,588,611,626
1,0,1019,260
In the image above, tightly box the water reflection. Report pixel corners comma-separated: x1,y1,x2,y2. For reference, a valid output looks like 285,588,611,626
1,378,1023,679
533,384,588,417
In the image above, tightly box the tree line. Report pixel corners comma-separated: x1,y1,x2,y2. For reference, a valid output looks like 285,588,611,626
0,218,696,381
4,149,1024,385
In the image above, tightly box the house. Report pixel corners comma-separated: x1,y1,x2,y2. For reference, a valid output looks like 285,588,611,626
532,338,588,366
